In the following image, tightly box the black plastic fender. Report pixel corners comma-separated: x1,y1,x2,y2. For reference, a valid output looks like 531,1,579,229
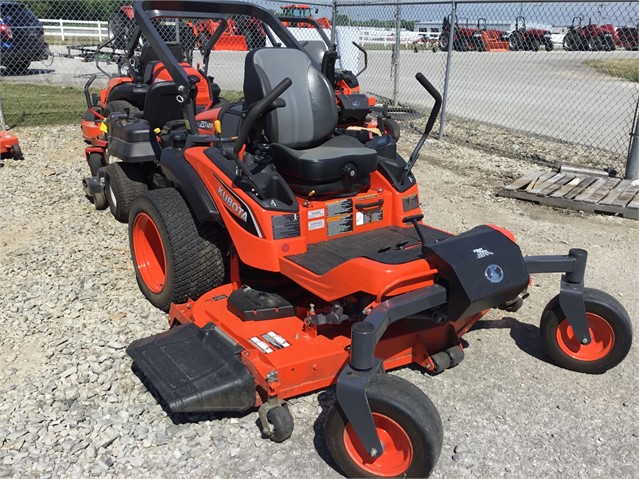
159,148,221,223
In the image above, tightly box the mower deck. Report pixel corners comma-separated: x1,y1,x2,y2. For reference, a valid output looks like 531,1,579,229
162,282,470,403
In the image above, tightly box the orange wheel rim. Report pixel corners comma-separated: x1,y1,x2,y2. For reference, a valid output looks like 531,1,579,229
132,213,167,294
343,413,413,477
556,313,615,361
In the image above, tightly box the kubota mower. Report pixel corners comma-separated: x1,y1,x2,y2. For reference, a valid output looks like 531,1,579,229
509,16,554,51
82,5,402,223
0,100,23,162
123,2,633,478
81,18,230,218
563,16,616,51
0,131,23,161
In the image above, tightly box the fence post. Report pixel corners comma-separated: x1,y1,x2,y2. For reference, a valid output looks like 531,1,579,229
59,18,65,42
97,20,103,42
625,101,639,180
392,1,401,106
331,0,338,45
0,98,6,132
438,1,456,140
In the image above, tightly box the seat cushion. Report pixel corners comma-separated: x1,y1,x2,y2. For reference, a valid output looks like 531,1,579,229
270,135,377,182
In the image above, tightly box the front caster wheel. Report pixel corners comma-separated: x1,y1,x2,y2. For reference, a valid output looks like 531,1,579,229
540,288,632,374
325,374,443,478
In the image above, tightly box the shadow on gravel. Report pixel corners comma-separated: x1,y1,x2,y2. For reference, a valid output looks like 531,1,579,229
312,388,342,475
471,316,554,366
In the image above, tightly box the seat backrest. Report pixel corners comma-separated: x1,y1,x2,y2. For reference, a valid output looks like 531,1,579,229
243,48,338,149
303,41,327,65
142,81,184,130
139,41,185,66
151,62,212,107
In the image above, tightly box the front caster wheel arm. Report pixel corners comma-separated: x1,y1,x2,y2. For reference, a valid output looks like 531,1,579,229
335,285,447,457
524,248,591,345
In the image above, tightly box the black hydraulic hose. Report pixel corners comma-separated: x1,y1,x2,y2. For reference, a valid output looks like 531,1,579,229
233,77,292,154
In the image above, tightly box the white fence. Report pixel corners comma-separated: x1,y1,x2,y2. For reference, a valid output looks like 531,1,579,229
41,19,109,42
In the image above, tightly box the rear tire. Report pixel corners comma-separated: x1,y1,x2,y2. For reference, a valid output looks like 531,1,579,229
129,188,229,311
87,152,105,177
104,162,149,223
325,374,443,478
540,288,632,374
544,38,554,51
12,144,23,161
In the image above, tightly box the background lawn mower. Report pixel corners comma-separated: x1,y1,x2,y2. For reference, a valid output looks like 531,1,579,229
81,5,401,224
277,15,401,142
121,2,633,478
0,99,23,162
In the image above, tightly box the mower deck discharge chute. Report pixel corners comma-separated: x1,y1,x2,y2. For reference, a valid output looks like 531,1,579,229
123,2,633,477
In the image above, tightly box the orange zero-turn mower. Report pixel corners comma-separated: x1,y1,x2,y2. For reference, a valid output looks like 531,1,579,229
80,18,230,218
0,130,23,161
124,2,632,478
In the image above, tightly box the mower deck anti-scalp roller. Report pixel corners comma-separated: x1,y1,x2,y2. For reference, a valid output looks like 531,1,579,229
122,2,633,478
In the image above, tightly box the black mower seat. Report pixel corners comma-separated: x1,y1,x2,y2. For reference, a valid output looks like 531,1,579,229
271,135,377,182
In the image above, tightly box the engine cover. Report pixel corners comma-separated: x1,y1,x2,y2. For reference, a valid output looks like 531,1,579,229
422,225,529,321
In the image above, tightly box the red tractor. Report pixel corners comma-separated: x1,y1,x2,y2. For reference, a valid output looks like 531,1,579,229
280,4,331,29
508,16,554,51
617,22,638,50
563,16,616,51
438,16,479,51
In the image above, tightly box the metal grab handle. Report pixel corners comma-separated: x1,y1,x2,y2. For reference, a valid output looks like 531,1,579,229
355,199,384,210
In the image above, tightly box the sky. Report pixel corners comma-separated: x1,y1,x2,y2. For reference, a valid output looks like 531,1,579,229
256,1,639,28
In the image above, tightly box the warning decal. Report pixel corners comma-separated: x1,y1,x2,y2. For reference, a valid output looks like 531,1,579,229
326,199,353,237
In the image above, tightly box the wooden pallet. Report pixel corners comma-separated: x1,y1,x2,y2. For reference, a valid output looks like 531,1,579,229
499,170,639,220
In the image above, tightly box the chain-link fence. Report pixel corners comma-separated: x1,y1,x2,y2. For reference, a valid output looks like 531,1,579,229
0,0,637,176
334,0,639,175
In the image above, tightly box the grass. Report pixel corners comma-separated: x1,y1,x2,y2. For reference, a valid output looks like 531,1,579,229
0,80,244,128
0,81,93,127
584,59,639,82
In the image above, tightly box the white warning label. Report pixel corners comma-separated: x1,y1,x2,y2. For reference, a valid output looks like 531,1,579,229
308,219,325,231
250,336,273,354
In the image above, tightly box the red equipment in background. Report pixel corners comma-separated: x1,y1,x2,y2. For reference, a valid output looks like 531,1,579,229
563,16,617,51
280,4,331,29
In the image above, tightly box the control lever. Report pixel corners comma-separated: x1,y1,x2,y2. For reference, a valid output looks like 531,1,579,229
399,73,442,184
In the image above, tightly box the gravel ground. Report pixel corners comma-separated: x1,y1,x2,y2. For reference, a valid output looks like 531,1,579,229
0,124,637,478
